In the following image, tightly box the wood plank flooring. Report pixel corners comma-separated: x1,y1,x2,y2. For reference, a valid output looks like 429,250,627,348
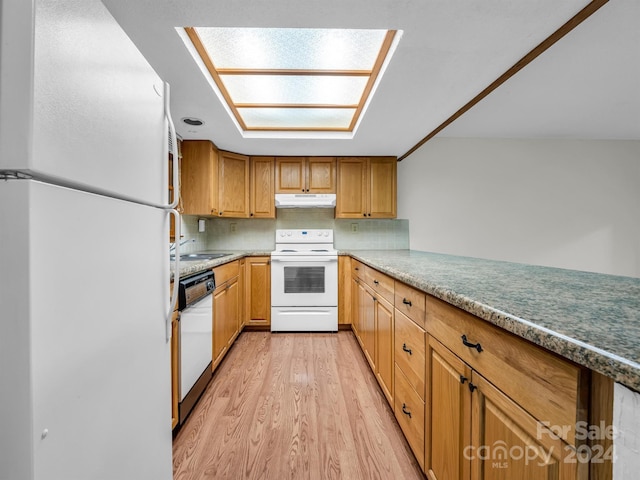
173,331,425,479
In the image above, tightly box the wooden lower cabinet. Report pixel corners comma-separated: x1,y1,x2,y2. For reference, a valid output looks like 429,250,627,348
425,336,472,480
212,274,239,369
426,335,578,480
351,276,362,340
359,281,375,370
395,364,425,469
470,372,577,480
338,256,351,326
212,261,241,370
375,294,394,405
245,256,271,327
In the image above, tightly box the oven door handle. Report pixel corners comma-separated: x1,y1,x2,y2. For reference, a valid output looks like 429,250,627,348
271,256,338,263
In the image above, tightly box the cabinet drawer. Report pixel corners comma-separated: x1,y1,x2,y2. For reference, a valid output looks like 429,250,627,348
364,266,394,304
394,364,425,469
426,295,588,446
213,260,240,287
394,281,426,329
394,310,426,400
352,259,365,279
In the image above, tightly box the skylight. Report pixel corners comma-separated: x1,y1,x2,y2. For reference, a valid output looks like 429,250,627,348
183,27,398,134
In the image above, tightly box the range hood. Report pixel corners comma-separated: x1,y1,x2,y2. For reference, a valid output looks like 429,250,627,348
275,193,336,208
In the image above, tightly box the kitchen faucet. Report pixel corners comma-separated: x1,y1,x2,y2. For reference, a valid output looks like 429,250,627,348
170,238,195,252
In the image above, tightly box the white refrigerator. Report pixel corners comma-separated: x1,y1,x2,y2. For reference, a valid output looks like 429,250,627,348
1,1,175,479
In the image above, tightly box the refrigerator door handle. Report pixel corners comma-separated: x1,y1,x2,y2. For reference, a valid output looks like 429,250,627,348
167,209,181,342
165,81,180,210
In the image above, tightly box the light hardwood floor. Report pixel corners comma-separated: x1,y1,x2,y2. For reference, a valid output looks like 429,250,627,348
173,331,425,479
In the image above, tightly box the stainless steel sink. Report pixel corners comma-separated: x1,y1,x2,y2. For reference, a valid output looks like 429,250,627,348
170,253,232,261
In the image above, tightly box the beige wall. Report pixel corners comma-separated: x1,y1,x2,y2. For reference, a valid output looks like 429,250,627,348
397,138,640,277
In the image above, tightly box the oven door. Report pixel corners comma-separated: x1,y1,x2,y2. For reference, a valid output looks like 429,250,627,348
271,255,338,307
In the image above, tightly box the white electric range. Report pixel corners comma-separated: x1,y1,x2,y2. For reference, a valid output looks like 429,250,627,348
270,229,338,332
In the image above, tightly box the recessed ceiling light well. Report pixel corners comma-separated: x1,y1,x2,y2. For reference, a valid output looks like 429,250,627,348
179,27,402,138
182,117,204,126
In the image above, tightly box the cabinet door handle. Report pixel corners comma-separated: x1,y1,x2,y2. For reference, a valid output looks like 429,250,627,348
373,279,379,285
367,213,371,217
469,382,477,393
402,298,412,307
250,212,254,216
460,375,468,384
219,212,223,216
354,267,359,271
401,403,412,418
461,334,483,353
363,213,367,217
402,343,412,355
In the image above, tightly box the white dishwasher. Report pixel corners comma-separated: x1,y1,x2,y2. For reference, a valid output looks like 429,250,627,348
178,270,215,424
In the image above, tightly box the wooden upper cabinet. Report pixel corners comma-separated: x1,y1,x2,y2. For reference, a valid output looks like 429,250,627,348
250,156,275,218
369,157,397,218
275,157,305,193
336,157,368,218
218,151,249,218
336,156,396,218
307,157,336,193
275,156,336,193
180,140,218,216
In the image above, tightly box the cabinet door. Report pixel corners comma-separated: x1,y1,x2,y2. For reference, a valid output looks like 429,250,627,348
375,294,394,405
351,277,362,341
338,256,352,326
425,336,472,480
245,257,271,326
218,151,249,217
275,157,306,193
238,259,246,329
180,140,218,215
361,285,376,371
307,157,336,193
226,278,239,347
336,157,368,218
470,372,576,480
250,156,275,218
369,156,396,218
213,286,228,367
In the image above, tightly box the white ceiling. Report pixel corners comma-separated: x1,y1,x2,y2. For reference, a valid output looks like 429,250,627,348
101,0,639,158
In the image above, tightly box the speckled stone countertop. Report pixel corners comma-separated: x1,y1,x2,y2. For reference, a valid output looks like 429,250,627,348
170,250,272,281
345,250,640,392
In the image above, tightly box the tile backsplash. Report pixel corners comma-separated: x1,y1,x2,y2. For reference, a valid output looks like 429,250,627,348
175,209,409,252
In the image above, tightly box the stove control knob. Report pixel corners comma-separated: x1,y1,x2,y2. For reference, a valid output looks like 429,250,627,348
286,231,292,236
279,231,285,237
324,232,329,237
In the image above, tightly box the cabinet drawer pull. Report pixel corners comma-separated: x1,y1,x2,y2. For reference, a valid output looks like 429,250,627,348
354,267,359,271
402,298,412,307
402,343,412,355
461,334,483,353
401,403,412,418
460,375,468,384
373,279,379,285
469,382,477,393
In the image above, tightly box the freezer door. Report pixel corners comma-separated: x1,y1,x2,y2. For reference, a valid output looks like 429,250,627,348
1,0,167,205
0,180,172,480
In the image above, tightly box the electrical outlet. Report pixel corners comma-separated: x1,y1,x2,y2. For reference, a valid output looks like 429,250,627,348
351,223,359,233
230,222,237,233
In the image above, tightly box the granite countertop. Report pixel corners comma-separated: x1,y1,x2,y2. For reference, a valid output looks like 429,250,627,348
170,250,272,281
345,250,640,392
